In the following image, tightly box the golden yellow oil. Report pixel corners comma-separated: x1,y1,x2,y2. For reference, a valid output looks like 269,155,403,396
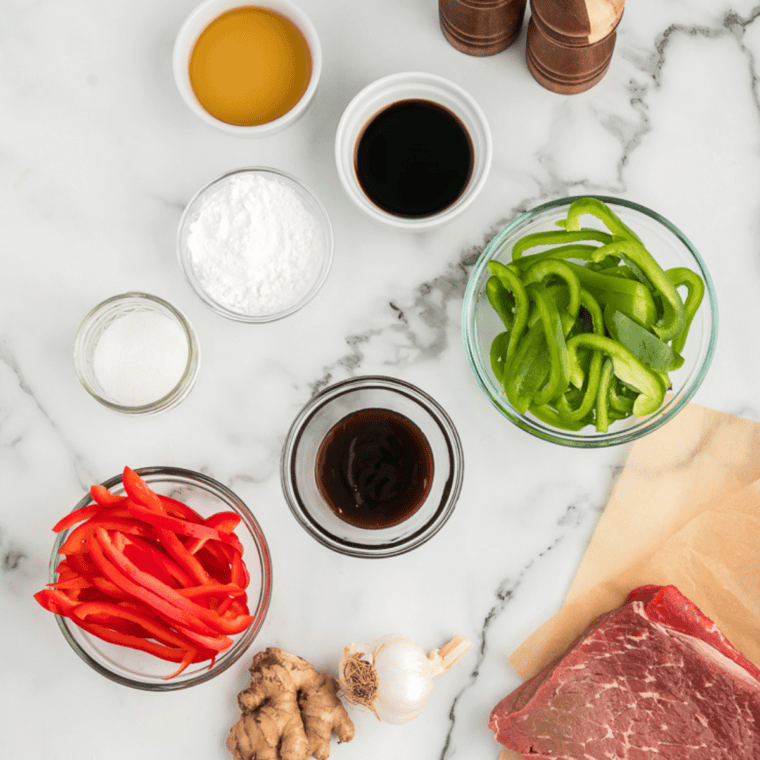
189,7,312,127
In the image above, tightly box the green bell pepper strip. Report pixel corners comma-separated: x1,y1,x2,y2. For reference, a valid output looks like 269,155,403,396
487,261,529,366
490,331,510,383
603,306,684,372
666,267,705,354
486,276,514,330
529,402,590,431
567,333,666,416
521,259,582,323
608,377,635,414
595,359,616,433
588,238,686,342
555,289,605,421
525,282,570,406
509,244,602,270
562,261,658,328
562,197,642,242
511,228,613,259
504,321,551,414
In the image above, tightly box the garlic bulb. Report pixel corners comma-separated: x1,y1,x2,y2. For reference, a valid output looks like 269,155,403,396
338,634,472,724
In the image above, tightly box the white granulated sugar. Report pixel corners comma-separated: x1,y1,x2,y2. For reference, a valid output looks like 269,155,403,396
187,173,323,315
93,311,188,407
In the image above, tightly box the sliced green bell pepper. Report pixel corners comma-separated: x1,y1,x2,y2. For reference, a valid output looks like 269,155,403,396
666,267,705,354
562,261,658,328
589,239,686,342
604,306,684,372
525,282,570,406
487,260,529,366
567,333,666,416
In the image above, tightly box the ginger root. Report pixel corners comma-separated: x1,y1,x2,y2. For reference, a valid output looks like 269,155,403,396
226,648,355,760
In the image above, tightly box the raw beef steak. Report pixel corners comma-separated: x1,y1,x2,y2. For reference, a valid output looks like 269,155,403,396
489,585,760,759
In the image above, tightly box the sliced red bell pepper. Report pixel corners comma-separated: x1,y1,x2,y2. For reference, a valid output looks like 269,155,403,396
52,504,102,533
122,466,164,513
90,484,126,508
59,516,152,556
158,494,204,523
183,511,242,555
155,526,214,587
37,467,254,678
94,528,249,637
125,499,244,552
87,529,220,637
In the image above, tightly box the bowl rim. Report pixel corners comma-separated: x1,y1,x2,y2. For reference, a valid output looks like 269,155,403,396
334,71,493,231
48,466,273,690
172,0,322,137
280,375,465,557
177,166,334,323
72,292,200,415
462,194,719,447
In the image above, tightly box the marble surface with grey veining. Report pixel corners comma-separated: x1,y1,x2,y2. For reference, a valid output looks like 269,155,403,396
1,0,759,758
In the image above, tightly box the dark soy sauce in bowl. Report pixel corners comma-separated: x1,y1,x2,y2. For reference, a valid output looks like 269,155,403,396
354,99,474,218
315,408,434,529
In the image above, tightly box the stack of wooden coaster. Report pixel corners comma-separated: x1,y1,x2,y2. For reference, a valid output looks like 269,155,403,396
526,0,624,94
439,0,528,57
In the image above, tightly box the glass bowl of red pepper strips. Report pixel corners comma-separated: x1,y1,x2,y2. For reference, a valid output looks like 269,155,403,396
462,196,718,447
35,466,272,690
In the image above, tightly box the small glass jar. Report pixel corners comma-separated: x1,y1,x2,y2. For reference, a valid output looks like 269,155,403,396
73,292,200,414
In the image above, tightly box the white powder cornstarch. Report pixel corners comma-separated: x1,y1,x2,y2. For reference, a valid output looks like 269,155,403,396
187,173,324,315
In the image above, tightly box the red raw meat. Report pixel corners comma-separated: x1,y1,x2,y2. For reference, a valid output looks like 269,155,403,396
489,585,760,759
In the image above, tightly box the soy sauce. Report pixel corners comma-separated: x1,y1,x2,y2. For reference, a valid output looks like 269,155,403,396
316,408,434,529
354,99,474,218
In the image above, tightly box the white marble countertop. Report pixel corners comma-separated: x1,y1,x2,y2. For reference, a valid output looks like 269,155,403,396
3,0,759,758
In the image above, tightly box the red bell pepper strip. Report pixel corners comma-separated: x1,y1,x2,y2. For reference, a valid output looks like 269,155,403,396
120,535,194,588
52,504,102,533
184,511,242,555
94,528,250,637
90,484,126,508
155,526,214,587
177,583,246,601
125,499,244,552
59,516,153,556
158,494,204,523
122,467,164,512
87,529,219,637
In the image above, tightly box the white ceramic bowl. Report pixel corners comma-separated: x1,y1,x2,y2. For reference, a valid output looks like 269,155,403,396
335,72,492,231
172,0,322,136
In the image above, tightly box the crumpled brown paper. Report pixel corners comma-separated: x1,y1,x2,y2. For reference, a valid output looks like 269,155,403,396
497,403,760,760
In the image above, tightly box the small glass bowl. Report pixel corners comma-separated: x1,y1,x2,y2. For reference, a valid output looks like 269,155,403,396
177,167,334,322
48,466,272,691
462,196,718,447
281,376,464,558
73,293,200,415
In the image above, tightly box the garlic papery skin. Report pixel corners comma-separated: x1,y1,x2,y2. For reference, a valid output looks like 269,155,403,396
339,634,472,725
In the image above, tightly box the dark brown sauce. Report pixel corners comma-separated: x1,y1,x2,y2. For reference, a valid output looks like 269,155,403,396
354,98,474,218
315,408,434,529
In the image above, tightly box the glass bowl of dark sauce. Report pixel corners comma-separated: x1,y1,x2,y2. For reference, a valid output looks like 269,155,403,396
281,376,464,557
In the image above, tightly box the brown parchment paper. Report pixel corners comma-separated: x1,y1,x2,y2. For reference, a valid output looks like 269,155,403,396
497,404,760,760
510,403,760,679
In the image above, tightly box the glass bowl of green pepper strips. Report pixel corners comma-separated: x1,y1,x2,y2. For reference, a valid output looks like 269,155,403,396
462,196,718,447
40,467,272,690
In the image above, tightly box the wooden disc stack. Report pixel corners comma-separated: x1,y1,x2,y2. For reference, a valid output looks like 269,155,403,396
526,0,624,94
439,0,528,57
